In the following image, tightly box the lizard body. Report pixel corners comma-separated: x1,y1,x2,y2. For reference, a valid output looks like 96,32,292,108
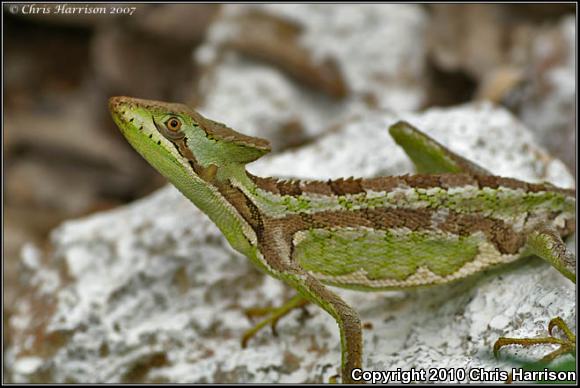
109,96,576,383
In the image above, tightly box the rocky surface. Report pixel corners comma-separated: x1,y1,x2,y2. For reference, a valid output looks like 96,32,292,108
195,4,428,150
7,103,575,383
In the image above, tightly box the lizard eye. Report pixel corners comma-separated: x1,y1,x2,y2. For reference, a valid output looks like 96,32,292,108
154,116,184,140
165,117,182,132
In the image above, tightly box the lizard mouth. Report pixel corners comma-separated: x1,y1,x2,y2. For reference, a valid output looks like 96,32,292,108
151,115,161,132
108,96,127,116
108,96,133,128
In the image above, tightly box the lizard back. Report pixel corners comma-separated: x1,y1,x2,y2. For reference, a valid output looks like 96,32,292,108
232,172,575,289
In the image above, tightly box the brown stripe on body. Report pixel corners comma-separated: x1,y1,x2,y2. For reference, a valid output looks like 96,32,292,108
439,211,525,254
277,179,302,196
476,175,575,196
360,176,402,192
259,207,525,260
526,181,575,196
250,174,400,196
249,174,371,197
248,175,281,194
475,175,527,191
290,208,433,231
249,172,573,197
400,174,442,189
300,180,334,196
329,178,364,195
215,183,264,232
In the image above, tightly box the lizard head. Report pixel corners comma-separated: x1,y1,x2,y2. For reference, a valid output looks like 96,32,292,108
109,96,271,183
109,96,266,255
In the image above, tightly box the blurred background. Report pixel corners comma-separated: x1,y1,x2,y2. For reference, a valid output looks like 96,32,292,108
3,3,576,382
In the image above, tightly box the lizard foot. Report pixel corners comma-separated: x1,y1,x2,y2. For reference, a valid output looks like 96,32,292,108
241,294,309,348
494,317,576,364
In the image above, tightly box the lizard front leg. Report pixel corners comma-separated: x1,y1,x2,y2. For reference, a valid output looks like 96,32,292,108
281,266,363,384
255,223,364,383
494,225,576,365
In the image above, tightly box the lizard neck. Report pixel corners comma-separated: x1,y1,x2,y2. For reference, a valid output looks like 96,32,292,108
211,164,265,226
168,160,259,261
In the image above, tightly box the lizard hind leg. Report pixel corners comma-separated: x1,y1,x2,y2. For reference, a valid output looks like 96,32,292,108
388,121,491,175
241,294,310,348
494,225,576,368
526,225,575,282
241,266,365,383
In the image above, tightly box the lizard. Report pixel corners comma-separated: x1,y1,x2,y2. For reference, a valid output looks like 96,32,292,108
109,96,576,383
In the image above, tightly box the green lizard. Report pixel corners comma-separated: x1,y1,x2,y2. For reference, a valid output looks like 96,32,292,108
109,96,576,383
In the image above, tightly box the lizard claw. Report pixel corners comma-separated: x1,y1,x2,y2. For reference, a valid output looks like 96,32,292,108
547,317,575,340
494,316,576,363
